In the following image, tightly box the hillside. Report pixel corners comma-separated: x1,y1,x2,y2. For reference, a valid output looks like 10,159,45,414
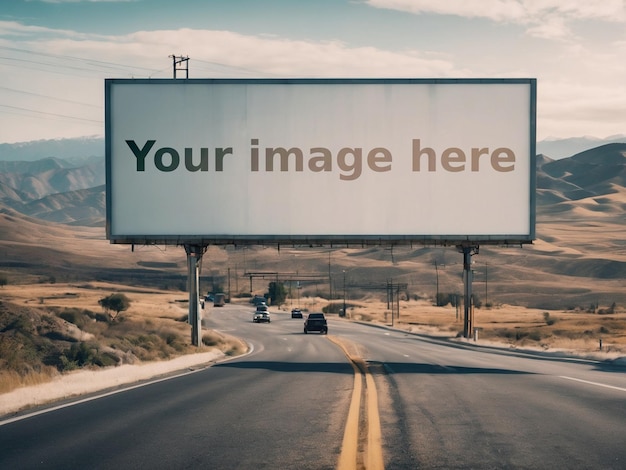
0,143,624,310
0,141,625,398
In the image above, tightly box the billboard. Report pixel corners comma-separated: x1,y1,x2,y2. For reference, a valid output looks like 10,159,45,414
105,78,536,246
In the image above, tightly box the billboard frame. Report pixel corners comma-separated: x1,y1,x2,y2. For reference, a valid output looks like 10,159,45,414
105,78,536,247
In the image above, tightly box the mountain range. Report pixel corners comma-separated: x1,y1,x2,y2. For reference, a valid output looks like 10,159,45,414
0,138,624,310
2,134,623,163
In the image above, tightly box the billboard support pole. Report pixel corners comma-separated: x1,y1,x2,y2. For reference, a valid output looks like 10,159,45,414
458,244,479,339
185,244,207,346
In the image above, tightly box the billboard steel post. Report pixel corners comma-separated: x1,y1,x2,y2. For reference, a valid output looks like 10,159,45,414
186,244,206,346
459,244,479,339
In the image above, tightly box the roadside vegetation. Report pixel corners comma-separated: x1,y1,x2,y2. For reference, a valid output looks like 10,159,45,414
1,280,624,395
0,283,245,394
294,294,625,356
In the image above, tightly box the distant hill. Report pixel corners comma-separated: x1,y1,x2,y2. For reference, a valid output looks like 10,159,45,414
0,136,624,309
0,136,103,164
0,140,624,226
536,143,626,210
0,133,623,164
0,158,104,200
536,135,626,160
15,185,105,227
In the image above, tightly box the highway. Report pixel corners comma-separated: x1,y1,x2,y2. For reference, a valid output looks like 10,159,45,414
2,303,626,469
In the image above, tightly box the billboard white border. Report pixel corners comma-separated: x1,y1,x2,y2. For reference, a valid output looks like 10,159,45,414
105,78,536,247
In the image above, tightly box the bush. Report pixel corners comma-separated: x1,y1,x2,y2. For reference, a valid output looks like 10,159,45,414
436,293,460,307
323,302,342,314
59,342,113,371
543,312,557,326
57,308,96,329
98,293,131,321
598,302,616,315
323,302,357,314
267,281,287,306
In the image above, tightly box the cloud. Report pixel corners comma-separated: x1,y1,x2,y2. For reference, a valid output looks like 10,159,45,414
0,16,624,142
0,20,96,40
365,0,626,39
12,27,464,79
0,25,466,142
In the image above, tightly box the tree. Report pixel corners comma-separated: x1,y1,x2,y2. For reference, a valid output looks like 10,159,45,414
98,293,131,321
267,281,287,306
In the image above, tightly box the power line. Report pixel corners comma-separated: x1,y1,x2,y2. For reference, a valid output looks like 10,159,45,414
0,45,159,75
190,58,277,77
0,86,101,109
0,104,102,124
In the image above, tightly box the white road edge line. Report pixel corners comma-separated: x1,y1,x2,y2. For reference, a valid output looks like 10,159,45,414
0,367,207,427
1,342,255,427
559,376,626,392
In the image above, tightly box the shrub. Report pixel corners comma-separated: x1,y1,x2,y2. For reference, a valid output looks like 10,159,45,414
323,302,357,314
436,292,460,307
58,308,96,329
98,293,131,321
267,281,287,306
543,312,557,326
59,342,112,371
598,302,616,315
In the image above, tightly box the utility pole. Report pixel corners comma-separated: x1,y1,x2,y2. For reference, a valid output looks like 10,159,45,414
485,262,488,307
328,251,332,300
169,54,189,79
435,260,439,306
342,270,346,317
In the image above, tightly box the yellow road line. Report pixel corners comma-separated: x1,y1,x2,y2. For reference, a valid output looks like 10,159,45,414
329,336,385,470
337,356,361,470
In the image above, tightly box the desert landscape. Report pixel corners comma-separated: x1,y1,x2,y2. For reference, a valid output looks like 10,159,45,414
0,139,625,413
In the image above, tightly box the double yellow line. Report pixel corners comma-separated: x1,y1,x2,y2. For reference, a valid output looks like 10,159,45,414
329,336,385,470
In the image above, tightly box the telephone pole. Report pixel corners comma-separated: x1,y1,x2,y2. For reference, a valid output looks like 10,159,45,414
169,54,189,79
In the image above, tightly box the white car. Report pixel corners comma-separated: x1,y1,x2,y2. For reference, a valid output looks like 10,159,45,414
253,310,271,323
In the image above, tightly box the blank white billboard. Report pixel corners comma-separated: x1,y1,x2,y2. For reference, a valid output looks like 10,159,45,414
105,78,536,245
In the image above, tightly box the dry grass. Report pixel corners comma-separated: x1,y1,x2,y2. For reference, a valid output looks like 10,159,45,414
1,279,624,396
298,297,626,358
0,368,60,395
0,282,246,394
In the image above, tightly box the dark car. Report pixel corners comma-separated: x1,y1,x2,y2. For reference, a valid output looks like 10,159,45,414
304,313,328,334
251,295,267,306
291,308,303,318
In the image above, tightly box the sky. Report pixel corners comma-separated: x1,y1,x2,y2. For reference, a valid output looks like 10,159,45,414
0,0,625,144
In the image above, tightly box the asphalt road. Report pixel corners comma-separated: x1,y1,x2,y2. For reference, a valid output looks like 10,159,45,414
2,304,626,469
330,319,626,469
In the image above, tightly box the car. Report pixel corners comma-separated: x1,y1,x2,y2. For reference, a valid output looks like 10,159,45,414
304,313,328,334
251,295,267,306
253,310,271,323
213,293,226,307
291,308,303,318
